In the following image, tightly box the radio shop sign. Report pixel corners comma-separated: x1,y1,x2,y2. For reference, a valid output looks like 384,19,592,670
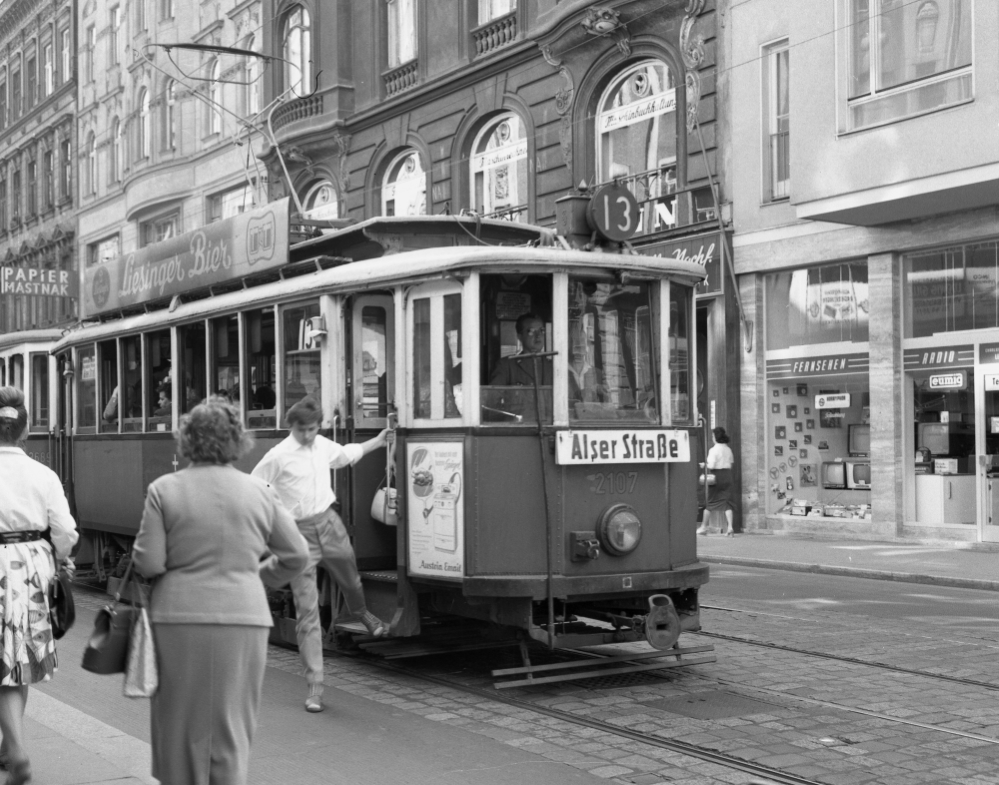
82,198,290,318
1,266,77,298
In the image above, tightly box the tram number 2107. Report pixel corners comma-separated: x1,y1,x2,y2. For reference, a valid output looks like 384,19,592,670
587,471,639,495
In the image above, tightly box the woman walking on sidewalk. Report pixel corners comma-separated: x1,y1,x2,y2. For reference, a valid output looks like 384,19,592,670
697,427,737,536
133,397,308,785
0,386,79,785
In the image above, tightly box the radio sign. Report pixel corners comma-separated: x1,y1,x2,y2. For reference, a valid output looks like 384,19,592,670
555,429,690,465
815,393,851,409
929,371,966,390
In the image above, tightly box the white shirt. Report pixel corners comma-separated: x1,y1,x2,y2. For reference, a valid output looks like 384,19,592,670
251,433,363,519
706,442,735,471
0,446,79,560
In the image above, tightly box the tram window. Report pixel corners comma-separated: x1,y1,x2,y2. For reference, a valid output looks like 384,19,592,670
211,316,240,404
669,284,692,424
567,277,658,424
146,330,172,431
358,304,392,420
245,308,276,428
10,355,24,389
412,290,462,421
282,303,321,413
413,299,431,419
178,322,207,413
480,274,552,425
0,358,5,385
98,340,118,432
444,294,461,418
76,345,97,431
120,336,143,431
29,354,49,431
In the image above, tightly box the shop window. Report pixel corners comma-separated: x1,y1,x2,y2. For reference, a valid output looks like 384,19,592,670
29,354,48,431
381,149,426,217
844,0,972,131
76,345,96,431
98,340,118,432
178,322,207,413
411,287,461,422
245,308,276,428
471,114,528,222
282,6,312,98
283,302,321,414
120,335,143,431
905,241,999,338
480,274,551,425
596,60,677,235
211,315,240,403
766,263,869,350
146,330,172,431
387,0,417,69
566,278,659,424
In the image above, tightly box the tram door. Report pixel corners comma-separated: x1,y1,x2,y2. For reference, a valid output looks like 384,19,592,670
349,295,397,569
979,367,999,543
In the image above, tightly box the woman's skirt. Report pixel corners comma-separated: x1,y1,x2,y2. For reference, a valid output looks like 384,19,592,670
705,468,735,512
151,623,268,785
0,540,57,686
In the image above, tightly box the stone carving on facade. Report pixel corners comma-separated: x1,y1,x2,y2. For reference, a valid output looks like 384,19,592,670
541,44,575,174
681,0,706,132
580,6,631,57
330,130,352,199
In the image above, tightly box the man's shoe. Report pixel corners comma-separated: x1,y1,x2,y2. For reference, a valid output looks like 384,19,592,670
305,684,324,713
360,610,387,638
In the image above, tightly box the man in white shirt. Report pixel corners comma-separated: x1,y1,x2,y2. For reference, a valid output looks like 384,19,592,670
252,397,391,713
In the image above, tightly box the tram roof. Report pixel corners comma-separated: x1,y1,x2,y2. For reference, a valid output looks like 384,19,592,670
0,328,64,352
289,214,551,262
53,244,706,351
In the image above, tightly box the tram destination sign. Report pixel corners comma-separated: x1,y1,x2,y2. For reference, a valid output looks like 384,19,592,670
82,198,290,318
555,429,690,465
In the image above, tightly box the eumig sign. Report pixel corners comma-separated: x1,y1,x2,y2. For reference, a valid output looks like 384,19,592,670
82,198,290,318
555,429,690,465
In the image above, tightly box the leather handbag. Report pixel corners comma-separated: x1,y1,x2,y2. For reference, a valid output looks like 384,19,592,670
370,425,398,526
81,559,140,675
48,566,75,640
698,473,716,486
123,606,158,698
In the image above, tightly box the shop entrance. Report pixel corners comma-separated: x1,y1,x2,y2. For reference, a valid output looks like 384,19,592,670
977,367,999,543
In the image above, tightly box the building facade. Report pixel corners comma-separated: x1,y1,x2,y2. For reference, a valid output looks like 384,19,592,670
76,0,267,291
726,0,999,543
0,0,77,333
258,0,741,514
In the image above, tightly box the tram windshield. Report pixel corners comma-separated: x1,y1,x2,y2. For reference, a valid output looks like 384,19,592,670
567,276,658,424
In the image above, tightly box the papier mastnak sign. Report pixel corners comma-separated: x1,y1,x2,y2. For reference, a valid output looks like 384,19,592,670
82,198,289,318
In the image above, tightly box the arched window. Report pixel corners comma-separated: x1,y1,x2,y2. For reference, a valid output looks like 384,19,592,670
207,59,221,135
109,117,122,182
137,88,151,159
303,180,339,220
85,132,96,194
380,149,426,216
164,79,176,150
244,37,261,116
596,60,677,231
470,113,528,222
282,6,312,98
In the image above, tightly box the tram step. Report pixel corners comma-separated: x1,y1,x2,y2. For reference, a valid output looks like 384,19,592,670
359,570,400,583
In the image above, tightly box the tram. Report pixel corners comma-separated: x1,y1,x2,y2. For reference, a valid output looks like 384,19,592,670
0,329,62,475
49,207,710,665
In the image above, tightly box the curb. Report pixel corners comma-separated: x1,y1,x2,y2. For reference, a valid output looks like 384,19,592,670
700,555,999,593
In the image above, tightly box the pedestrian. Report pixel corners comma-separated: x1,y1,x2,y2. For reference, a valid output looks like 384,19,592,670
251,397,391,713
132,396,308,785
0,386,78,785
697,426,737,536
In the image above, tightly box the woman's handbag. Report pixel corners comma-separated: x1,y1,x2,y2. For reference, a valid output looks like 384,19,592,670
698,473,716,486
48,566,75,640
370,424,398,526
123,606,158,698
81,559,140,675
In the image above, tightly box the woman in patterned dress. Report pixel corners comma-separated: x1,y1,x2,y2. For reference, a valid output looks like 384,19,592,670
0,386,78,784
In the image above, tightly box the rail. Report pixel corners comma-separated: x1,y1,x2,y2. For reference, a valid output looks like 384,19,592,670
270,93,324,133
611,167,717,234
471,11,518,58
383,60,419,97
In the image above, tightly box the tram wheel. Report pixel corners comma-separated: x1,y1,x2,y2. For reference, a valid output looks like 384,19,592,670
644,594,681,650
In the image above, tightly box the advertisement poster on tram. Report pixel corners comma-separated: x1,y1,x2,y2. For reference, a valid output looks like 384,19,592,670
406,440,464,579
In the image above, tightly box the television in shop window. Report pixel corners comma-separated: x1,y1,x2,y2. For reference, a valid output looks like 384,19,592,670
848,423,870,457
917,422,974,457
822,461,846,489
845,461,871,489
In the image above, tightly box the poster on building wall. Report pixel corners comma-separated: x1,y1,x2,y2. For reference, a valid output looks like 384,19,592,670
789,270,869,329
407,440,464,579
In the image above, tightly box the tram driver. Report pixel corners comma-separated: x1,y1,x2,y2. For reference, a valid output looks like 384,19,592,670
485,313,551,422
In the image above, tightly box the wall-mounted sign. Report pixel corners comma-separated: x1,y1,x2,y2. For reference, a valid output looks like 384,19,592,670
1,266,77,299
555,429,690,465
981,344,999,364
767,353,868,380
928,371,966,390
815,393,851,409
82,198,290,318
407,440,464,580
587,183,640,242
638,231,723,296
599,93,676,132
903,345,973,370
985,374,999,391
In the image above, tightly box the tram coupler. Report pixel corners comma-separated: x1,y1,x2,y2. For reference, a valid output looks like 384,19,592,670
643,594,681,650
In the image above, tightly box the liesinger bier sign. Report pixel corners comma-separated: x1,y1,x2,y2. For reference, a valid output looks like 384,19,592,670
555,429,690,465
82,198,290,318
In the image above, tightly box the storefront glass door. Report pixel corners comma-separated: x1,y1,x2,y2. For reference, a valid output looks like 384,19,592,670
978,366,999,542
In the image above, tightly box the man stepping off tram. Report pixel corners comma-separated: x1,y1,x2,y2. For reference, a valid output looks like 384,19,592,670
252,398,392,713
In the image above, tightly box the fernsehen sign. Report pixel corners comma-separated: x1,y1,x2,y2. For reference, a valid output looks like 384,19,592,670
82,198,290,318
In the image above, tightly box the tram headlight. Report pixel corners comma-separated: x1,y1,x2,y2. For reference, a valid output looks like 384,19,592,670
597,504,642,556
